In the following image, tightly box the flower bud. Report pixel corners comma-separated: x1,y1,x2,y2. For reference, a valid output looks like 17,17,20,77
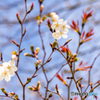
12,40,19,47
23,28,26,36
37,19,43,25
12,54,17,60
36,81,41,91
47,57,52,62
24,53,33,57
27,3,34,14
37,60,41,64
81,85,84,88
40,5,44,12
74,57,79,62
14,95,19,99
27,76,31,84
90,81,93,88
52,41,57,48
9,92,15,96
35,63,39,70
78,81,81,87
0,52,3,61
49,12,59,22
1,87,8,96
55,84,59,93
16,13,21,24
48,93,53,98
30,3,34,11
42,15,46,21
35,47,40,55
28,87,33,90
30,45,34,54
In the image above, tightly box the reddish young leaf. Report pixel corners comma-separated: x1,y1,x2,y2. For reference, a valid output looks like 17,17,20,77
79,61,83,67
74,97,78,100
61,46,67,52
86,10,93,19
69,20,79,32
56,74,64,82
81,31,85,39
85,29,94,39
72,20,76,28
82,10,93,20
85,38,92,42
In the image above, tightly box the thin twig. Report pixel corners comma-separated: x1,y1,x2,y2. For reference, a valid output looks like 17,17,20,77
38,91,44,99
49,63,68,82
84,53,100,93
38,1,49,99
82,83,100,100
0,95,14,100
47,89,65,100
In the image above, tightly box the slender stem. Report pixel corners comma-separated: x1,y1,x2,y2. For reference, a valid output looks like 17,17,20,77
56,48,80,93
38,2,49,99
56,46,81,100
68,86,70,100
15,0,29,100
68,79,72,100
15,72,23,86
82,83,100,100
47,89,65,100
0,95,14,100
49,63,68,82
38,91,44,99
67,25,83,100
23,86,25,100
84,53,100,93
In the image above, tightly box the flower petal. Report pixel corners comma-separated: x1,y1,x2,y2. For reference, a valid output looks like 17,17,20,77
62,34,68,39
5,75,11,82
58,19,63,24
52,32,61,39
9,60,15,66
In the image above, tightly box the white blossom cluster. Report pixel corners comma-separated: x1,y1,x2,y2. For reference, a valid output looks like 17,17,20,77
0,60,17,82
51,15,70,39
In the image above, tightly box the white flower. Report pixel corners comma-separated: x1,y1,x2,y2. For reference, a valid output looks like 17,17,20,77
50,12,57,17
12,54,17,60
0,60,17,82
0,67,11,82
50,12,59,22
3,60,17,76
60,20,70,32
52,32,61,39
51,18,70,40
52,31,68,39
52,14,59,22
51,19,63,31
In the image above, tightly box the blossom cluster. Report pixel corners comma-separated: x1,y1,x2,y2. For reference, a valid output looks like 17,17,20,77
50,13,70,40
0,60,17,82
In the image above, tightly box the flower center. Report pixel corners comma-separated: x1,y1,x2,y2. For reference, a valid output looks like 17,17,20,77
3,71,7,75
63,25,66,29
56,23,59,27
1,64,3,66
7,65,11,69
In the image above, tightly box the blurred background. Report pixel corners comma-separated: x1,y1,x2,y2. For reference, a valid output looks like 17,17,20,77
0,0,100,100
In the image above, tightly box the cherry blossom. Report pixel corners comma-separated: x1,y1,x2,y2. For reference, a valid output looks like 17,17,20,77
0,60,17,82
